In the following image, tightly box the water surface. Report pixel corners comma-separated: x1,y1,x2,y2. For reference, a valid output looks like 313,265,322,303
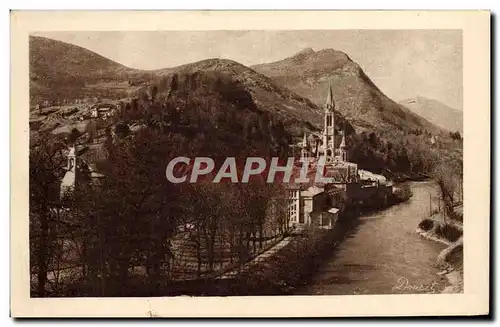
297,181,447,295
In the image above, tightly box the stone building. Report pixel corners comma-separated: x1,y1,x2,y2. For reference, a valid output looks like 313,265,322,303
299,82,349,166
90,103,117,120
286,81,393,229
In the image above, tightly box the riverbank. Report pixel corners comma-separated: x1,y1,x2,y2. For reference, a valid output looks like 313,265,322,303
383,170,430,183
169,181,427,296
438,238,464,293
217,224,347,295
416,211,464,293
297,181,446,295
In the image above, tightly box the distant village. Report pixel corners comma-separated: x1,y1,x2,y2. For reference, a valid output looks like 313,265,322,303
31,97,119,123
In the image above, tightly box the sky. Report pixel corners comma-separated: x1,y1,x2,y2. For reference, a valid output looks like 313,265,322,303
35,30,463,111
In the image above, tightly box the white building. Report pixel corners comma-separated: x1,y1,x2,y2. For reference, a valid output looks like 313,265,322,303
358,169,388,186
286,183,342,230
285,82,355,229
60,146,78,198
59,146,105,199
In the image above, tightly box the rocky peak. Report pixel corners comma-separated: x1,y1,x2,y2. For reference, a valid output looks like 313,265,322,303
293,47,315,57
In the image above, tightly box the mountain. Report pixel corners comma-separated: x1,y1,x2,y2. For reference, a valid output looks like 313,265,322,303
29,36,354,140
399,97,462,133
29,37,462,183
139,58,356,139
252,48,445,137
29,36,151,104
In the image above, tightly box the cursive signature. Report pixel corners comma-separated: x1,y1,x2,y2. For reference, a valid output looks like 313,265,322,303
392,277,439,293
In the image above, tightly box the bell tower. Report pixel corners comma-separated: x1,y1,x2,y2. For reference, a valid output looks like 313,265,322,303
67,145,77,172
301,132,309,160
323,82,335,163
60,145,78,198
339,129,347,162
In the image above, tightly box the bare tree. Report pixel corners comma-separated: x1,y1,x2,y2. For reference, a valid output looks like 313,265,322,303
29,135,65,297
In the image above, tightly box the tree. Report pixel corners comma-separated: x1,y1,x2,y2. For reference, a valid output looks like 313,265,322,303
51,127,190,296
368,132,379,149
68,128,80,145
432,158,462,219
115,122,130,139
150,86,158,103
30,135,65,296
450,131,462,141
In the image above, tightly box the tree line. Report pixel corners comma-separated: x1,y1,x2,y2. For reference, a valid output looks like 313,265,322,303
29,71,293,297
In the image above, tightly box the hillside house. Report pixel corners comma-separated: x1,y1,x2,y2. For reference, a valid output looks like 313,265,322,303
90,104,116,120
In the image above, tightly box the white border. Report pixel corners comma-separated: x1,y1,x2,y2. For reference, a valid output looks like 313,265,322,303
8,9,491,319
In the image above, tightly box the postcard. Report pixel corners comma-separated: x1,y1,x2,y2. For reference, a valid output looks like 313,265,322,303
10,10,490,317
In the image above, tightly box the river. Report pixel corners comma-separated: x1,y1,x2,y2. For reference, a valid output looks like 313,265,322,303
296,181,448,295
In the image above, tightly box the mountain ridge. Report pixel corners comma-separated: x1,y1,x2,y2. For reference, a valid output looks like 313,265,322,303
141,57,356,137
399,96,462,133
252,47,445,137
29,36,462,185
29,36,353,138
30,36,153,104
30,36,448,141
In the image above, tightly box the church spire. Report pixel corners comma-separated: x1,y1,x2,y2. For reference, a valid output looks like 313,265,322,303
324,81,335,111
340,130,346,148
67,145,76,171
339,123,347,162
302,132,309,148
301,131,310,160
322,81,335,164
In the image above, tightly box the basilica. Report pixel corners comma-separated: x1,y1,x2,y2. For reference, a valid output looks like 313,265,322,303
300,82,349,165
286,83,358,229
287,82,393,230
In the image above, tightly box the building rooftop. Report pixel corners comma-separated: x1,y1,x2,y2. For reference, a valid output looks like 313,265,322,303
328,208,340,214
358,169,387,184
67,146,76,157
300,185,324,197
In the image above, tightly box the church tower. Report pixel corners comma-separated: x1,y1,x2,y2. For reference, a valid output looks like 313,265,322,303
322,82,335,163
339,129,348,162
60,146,78,198
301,132,309,160
67,145,76,171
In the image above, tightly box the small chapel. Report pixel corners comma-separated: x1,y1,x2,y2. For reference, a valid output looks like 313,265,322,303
59,145,105,199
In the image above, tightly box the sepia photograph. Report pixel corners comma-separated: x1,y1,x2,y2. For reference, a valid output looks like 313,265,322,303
10,10,490,317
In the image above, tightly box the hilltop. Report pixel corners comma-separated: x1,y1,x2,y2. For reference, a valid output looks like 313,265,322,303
29,36,152,104
150,58,355,138
29,37,354,142
252,48,444,137
29,37,461,181
399,97,463,133
253,48,462,180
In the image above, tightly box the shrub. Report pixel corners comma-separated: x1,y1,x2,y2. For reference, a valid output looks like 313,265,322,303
418,219,434,231
392,184,413,204
230,228,332,295
449,206,463,222
435,223,462,242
